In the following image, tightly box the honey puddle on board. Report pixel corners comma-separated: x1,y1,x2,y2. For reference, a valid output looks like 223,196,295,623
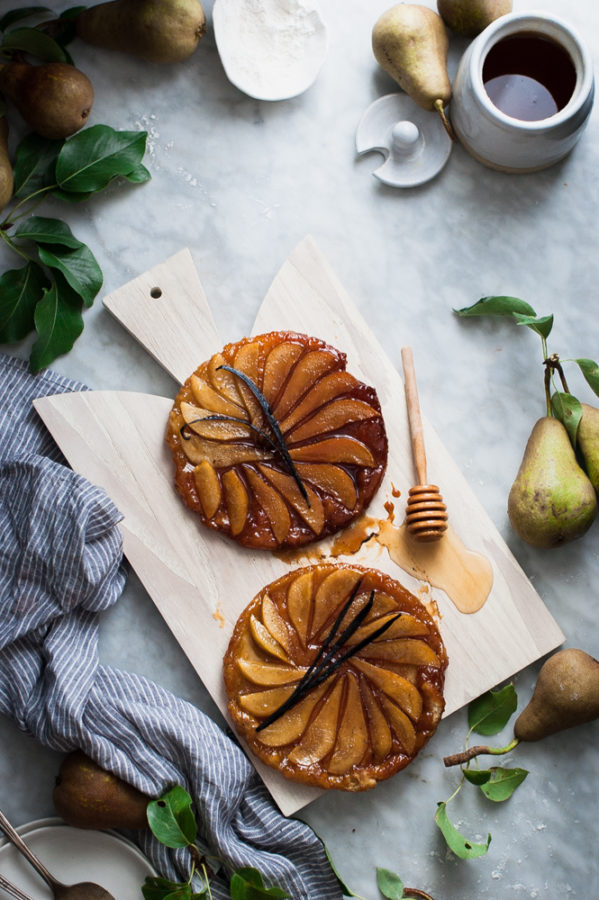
328,507,494,615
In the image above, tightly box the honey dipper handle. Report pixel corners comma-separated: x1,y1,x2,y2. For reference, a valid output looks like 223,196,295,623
401,346,428,486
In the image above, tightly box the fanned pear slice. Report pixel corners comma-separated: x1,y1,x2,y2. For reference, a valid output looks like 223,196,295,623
361,681,393,763
310,567,363,639
258,464,325,534
286,569,313,646
353,658,423,721
327,673,369,775
250,615,289,663
181,401,252,441
261,594,293,654
222,468,249,535
295,462,358,510
167,332,387,549
279,371,359,433
193,461,222,519
245,468,291,544
346,613,430,645
262,340,305,405
237,658,307,686
179,433,271,467
257,683,327,748
239,685,295,716
190,375,244,417
380,696,417,756
223,563,447,791
273,350,339,421
287,678,344,765
287,398,379,444
357,638,441,666
290,436,375,466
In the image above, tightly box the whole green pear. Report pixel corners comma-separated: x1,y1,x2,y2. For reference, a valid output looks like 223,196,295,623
372,4,451,112
514,648,599,741
578,402,599,494
507,417,597,548
437,0,512,37
76,0,206,64
0,61,93,140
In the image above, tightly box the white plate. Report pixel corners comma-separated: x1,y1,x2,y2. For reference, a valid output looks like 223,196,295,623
0,818,155,899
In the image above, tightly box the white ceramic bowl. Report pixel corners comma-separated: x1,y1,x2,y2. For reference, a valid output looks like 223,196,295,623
450,10,595,172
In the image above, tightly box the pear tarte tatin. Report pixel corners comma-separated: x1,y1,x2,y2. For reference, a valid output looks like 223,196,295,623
223,563,447,791
166,331,387,549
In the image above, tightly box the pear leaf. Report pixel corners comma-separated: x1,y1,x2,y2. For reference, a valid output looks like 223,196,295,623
463,769,492,786
551,392,582,445
321,843,360,897
0,261,49,343
30,273,84,372
512,312,554,339
376,867,405,899
468,683,517,736
15,215,84,249
575,358,599,398
147,785,197,849
12,133,63,199
0,8,52,32
142,876,202,900
454,296,537,318
434,802,491,859
229,867,289,899
1,26,71,63
478,767,528,802
56,125,148,193
37,240,102,307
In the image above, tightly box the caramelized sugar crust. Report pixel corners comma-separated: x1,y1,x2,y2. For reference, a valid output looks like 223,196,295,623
166,331,388,549
223,563,448,791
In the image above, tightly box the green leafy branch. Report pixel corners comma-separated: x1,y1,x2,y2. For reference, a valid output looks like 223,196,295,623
0,123,149,371
0,6,83,65
143,786,290,900
435,684,527,859
454,296,599,445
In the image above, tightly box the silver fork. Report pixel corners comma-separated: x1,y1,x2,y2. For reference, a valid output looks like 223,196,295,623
0,874,33,900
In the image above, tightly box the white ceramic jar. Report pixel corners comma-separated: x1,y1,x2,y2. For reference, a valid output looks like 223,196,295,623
450,11,595,172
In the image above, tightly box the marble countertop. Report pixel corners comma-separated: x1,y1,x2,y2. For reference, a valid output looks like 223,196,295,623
1,0,598,896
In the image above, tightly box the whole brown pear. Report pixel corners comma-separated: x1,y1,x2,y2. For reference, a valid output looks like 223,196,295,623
0,118,13,213
372,5,451,112
437,0,512,37
77,0,206,64
53,750,150,830
514,649,599,741
0,62,93,140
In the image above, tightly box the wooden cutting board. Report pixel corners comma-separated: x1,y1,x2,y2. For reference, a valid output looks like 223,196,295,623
33,237,563,815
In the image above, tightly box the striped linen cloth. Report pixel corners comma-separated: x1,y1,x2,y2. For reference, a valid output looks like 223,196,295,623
0,354,342,900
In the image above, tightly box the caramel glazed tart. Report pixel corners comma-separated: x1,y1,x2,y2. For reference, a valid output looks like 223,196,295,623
166,331,388,549
223,563,448,791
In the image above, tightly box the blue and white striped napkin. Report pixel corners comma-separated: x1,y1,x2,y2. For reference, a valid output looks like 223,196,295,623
0,353,342,900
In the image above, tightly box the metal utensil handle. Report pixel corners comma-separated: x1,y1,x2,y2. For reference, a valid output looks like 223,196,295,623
0,811,55,891
0,874,34,900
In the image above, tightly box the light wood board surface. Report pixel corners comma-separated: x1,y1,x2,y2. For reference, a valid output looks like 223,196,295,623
33,237,564,815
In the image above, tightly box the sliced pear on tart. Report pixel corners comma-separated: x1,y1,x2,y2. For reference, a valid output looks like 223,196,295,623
166,331,387,549
223,563,448,791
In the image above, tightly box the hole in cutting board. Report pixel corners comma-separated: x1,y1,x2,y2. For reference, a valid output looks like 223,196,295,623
150,286,163,298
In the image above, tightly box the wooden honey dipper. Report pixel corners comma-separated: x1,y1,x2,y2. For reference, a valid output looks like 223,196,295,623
401,346,448,542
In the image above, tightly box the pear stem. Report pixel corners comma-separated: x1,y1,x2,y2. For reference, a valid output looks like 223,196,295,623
433,99,456,142
443,738,520,768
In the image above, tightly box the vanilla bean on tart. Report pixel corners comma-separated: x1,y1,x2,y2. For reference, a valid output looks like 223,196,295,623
223,563,447,791
166,331,388,549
